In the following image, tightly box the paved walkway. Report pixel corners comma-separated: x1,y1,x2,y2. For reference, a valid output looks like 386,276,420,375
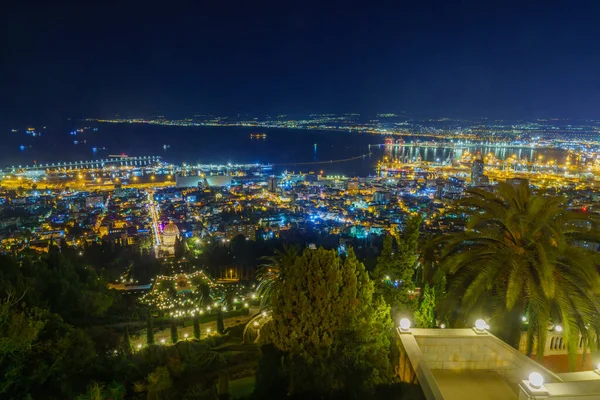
431,370,517,400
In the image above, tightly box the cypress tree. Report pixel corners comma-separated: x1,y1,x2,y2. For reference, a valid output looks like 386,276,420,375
193,315,201,339
146,313,155,345
170,320,179,344
267,247,394,397
372,214,422,313
414,284,436,328
123,327,133,356
218,372,230,400
216,309,225,334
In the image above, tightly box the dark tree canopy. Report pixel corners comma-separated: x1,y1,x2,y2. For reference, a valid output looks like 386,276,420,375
262,247,395,397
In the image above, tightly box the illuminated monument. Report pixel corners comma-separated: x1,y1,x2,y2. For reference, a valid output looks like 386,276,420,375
161,221,180,256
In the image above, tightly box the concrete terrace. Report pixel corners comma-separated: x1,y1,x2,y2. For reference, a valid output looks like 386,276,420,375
397,328,600,399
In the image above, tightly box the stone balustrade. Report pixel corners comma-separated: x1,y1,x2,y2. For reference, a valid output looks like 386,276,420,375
518,331,589,356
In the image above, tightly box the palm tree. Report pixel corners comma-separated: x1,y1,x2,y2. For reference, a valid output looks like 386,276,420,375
432,182,600,361
256,246,298,308
194,281,213,307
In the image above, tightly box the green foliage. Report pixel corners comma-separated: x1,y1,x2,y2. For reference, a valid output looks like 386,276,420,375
147,314,155,345
123,327,133,356
181,383,219,400
414,284,435,328
0,251,119,399
218,371,230,399
254,344,287,399
256,246,299,308
0,296,45,395
374,234,395,278
137,340,226,399
263,247,394,397
372,215,422,313
77,382,103,400
138,234,154,253
170,320,179,344
194,315,201,339
0,249,253,399
0,251,115,325
195,281,213,307
147,366,173,400
217,309,225,334
157,279,176,294
174,236,186,260
76,381,126,400
432,182,600,362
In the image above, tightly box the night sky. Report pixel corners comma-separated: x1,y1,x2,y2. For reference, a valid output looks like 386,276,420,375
3,0,600,125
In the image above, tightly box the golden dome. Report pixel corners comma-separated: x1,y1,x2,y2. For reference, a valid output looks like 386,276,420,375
163,221,180,236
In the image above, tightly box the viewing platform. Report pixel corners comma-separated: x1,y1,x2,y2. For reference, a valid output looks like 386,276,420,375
397,327,600,400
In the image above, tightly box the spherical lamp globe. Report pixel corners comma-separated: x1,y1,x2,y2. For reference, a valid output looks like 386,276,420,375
475,319,487,332
528,372,544,389
399,318,411,331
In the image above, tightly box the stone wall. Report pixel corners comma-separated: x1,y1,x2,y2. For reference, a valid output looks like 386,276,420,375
416,336,515,371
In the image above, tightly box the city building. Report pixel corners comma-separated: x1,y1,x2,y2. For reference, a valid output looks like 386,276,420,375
373,190,391,204
435,178,445,200
471,157,486,186
225,224,256,240
161,221,180,255
85,196,104,208
346,179,359,193
267,176,278,193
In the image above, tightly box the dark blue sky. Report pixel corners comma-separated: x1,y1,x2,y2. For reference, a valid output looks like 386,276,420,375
3,0,600,125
